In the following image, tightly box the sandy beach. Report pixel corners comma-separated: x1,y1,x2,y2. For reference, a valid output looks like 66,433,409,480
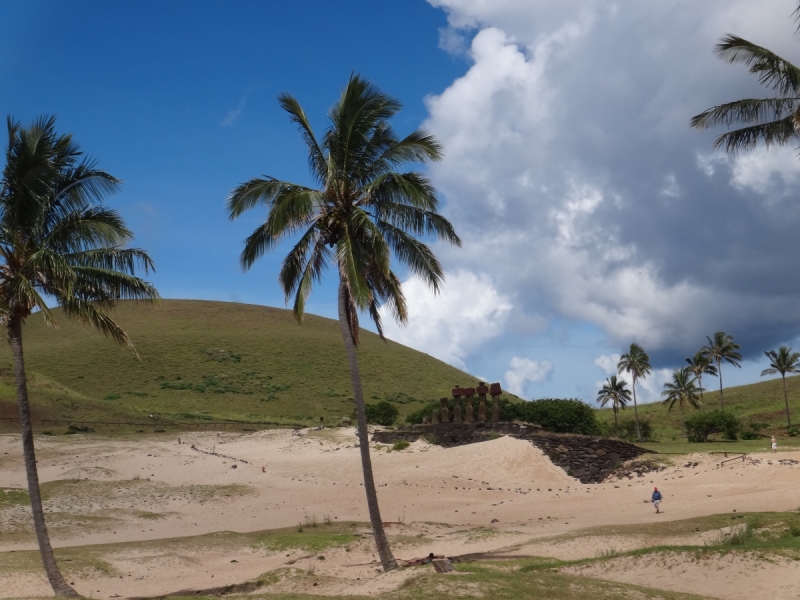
2,429,800,599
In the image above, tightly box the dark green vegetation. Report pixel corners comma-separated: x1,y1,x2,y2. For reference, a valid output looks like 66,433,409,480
597,374,800,444
359,400,399,426
684,410,741,442
404,397,595,433
0,299,489,431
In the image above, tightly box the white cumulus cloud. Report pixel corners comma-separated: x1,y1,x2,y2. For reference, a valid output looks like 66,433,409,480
505,356,553,396
424,0,800,359
378,270,512,371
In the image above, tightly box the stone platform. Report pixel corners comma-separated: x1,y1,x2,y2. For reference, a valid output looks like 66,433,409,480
371,422,654,484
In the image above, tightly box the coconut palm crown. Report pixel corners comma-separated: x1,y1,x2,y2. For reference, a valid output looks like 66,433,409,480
761,345,800,429
617,343,651,442
690,6,800,154
685,350,718,407
227,75,461,571
596,375,631,432
0,115,158,597
661,367,703,421
702,331,742,411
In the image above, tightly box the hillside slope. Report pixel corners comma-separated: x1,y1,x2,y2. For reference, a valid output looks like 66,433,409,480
0,300,499,431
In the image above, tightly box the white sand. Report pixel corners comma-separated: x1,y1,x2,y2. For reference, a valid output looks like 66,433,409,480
2,430,800,598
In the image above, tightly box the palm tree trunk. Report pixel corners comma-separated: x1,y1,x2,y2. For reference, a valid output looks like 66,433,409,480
782,374,792,430
718,359,725,411
632,380,642,442
698,374,704,410
8,316,80,597
336,279,397,571
613,405,618,432
679,402,686,437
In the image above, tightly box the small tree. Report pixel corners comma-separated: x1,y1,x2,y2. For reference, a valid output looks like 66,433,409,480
761,346,800,429
661,367,702,434
596,375,631,433
685,410,741,442
685,350,717,408
702,332,742,411
617,343,652,441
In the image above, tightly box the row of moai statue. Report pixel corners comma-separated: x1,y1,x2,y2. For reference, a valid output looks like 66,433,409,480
426,382,502,425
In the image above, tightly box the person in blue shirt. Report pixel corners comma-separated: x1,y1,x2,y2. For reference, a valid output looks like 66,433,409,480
651,487,662,514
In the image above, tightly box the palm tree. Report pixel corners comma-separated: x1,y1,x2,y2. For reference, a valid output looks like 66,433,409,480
596,375,631,433
701,332,742,411
661,367,703,431
690,6,800,154
761,346,800,429
685,350,718,408
617,343,652,442
0,116,158,597
227,75,460,571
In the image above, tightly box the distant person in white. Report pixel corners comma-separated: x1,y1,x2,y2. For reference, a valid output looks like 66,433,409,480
771,436,777,453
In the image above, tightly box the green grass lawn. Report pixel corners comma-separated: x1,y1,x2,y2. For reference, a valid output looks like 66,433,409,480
0,300,518,432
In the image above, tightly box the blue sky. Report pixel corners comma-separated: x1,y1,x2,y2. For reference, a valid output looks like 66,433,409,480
3,0,800,404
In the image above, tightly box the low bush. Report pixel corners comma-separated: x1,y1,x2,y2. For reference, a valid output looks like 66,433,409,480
500,398,600,435
356,401,398,426
685,410,741,442
391,440,410,451
405,399,443,424
615,418,653,442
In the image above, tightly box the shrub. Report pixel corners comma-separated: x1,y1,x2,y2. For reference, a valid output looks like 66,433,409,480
391,440,410,451
500,398,600,435
740,430,760,440
405,399,443,424
356,401,398,426
790,426,800,438
616,418,653,442
685,410,741,442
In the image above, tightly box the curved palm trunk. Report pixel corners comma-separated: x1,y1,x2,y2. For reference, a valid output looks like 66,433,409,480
336,280,397,571
679,402,686,437
718,359,725,411
782,374,792,430
613,405,618,433
9,317,80,597
631,379,642,442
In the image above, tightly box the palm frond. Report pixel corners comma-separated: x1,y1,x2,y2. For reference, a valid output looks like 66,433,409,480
690,98,799,130
278,93,329,184
715,34,800,96
60,296,137,355
711,116,797,153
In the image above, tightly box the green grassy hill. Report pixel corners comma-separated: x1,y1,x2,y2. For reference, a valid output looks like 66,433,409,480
596,375,800,442
0,300,505,432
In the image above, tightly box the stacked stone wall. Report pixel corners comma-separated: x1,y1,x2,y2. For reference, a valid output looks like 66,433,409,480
370,423,654,484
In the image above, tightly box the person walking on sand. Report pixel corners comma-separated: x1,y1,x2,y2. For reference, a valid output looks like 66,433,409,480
651,487,662,514
771,436,777,453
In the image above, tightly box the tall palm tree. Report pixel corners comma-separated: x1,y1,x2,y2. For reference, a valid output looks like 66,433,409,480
690,5,800,154
617,343,651,442
227,75,460,571
685,350,718,408
761,345,800,429
661,367,703,430
702,332,742,411
596,375,631,433
0,116,158,597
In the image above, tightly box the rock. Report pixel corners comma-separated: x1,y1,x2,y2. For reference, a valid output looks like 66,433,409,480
491,518,499,523
432,558,454,573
